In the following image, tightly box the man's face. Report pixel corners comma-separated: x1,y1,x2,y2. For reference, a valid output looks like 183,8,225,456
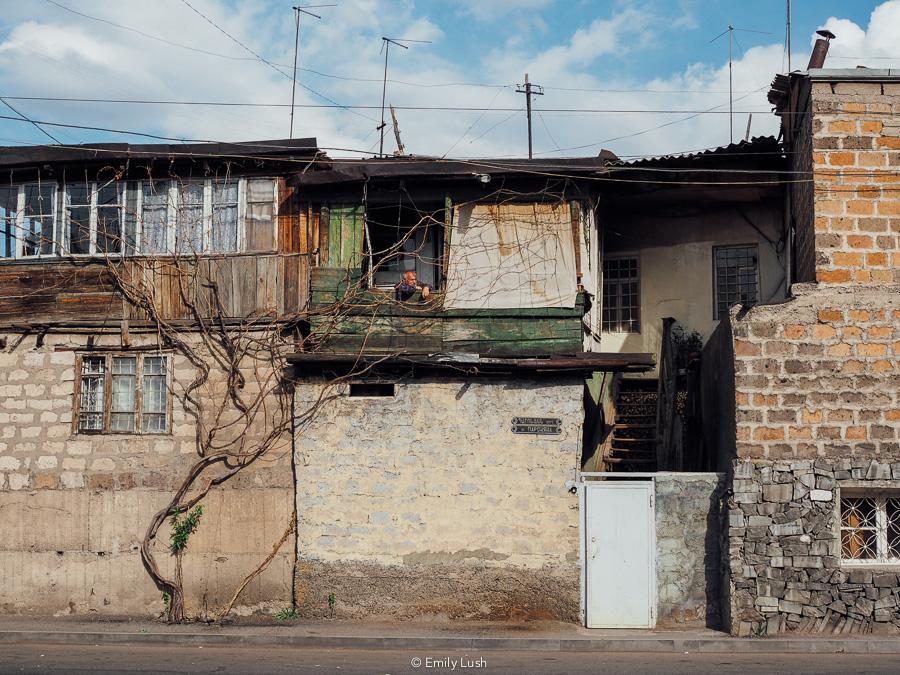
405,271,417,285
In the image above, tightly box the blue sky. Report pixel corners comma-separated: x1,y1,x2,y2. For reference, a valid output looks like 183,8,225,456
0,1,895,158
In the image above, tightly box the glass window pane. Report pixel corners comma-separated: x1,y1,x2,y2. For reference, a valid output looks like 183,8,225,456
602,258,640,332
22,184,55,256
110,356,136,432
175,183,204,254
0,186,16,258
66,184,91,255
123,182,138,254
78,356,105,432
714,246,758,319
142,356,167,433
141,182,169,254
96,183,122,254
211,181,238,252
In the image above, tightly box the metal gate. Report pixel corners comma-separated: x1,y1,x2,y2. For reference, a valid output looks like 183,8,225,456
581,479,656,628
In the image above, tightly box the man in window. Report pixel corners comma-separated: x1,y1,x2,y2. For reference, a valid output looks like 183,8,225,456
394,270,431,302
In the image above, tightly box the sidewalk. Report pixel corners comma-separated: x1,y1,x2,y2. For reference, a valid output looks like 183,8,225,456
1,616,899,654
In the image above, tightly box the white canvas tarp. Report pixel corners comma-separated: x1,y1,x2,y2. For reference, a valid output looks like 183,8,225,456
443,202,578,309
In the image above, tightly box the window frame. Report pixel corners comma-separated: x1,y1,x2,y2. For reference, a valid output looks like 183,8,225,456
363,201,445,292
11,183,58,259
62,180,127,257
601,254,641,334
73,352,172,436
0,177,276,261
838,491,900,567
712,243,760,320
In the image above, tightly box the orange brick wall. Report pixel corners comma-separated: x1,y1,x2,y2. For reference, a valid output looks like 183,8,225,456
808,80,900,284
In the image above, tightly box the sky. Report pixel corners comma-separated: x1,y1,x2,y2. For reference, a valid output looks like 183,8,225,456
0,0,896,159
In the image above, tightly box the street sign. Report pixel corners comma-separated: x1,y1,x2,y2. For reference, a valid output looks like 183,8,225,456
511,416,562,435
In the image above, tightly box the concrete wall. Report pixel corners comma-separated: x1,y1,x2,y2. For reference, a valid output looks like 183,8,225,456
0,332,294,616
655,473,724,628
293,376,583,621
601,203,787,365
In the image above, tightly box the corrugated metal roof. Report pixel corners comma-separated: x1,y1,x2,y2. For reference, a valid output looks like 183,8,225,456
611,135,783,168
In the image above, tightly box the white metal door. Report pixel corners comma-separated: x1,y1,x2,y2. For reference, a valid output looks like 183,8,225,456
584,482,655,628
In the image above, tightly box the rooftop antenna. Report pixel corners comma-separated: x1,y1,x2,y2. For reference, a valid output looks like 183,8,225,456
289,4,336,139
378,37,431,157
786,0,791,72
711,26,773,144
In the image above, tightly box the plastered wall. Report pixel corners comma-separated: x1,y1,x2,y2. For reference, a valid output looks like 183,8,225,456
293,376,584,621
601,203,787,363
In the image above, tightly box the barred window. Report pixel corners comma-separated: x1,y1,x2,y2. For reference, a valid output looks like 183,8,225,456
714,245,759,319
840,496,900,564
76,354,170,434
602,257,640,333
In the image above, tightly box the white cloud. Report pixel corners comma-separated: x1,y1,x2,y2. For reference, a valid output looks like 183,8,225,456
0,0,897,161
457,0,556,22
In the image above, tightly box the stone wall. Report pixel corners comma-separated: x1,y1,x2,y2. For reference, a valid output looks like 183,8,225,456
808,78,900,284
293,376,583,621
725,282,900,633
0,331,294,616
729,458,900,636
655,473,725,628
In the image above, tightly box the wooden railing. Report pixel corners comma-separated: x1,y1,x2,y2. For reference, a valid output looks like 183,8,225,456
655,317,678,471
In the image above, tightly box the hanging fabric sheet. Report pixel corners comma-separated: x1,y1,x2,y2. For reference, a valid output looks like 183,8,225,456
443,202,578,309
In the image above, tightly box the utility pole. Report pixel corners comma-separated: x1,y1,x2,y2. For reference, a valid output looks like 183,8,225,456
516,73,543,159
378,37,430,157
289,4,335,139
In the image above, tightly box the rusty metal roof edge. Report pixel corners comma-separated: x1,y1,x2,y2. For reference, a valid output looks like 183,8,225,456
286,351,654,374
606,135,783,168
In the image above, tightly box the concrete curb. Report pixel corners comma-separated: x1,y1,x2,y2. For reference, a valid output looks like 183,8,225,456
2,630,900,653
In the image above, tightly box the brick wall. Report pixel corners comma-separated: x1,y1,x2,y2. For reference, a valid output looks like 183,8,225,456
808,79,900,284
725,283,900,634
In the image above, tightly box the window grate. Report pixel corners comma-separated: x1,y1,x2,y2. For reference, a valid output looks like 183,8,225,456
714,245,759,319
602,257,640,333
840,495,900,564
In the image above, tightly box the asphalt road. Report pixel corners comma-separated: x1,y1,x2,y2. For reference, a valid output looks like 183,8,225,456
2,644,900,675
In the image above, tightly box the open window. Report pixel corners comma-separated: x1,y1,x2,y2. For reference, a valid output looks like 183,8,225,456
364,201,444,291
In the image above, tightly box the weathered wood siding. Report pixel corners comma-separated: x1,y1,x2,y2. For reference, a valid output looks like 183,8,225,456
308,267,584,357
0,255,310,326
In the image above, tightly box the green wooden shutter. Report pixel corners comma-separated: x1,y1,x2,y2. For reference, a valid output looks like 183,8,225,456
328,204,364,270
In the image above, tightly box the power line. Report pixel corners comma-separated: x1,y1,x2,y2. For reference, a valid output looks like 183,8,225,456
0,96,61,144
177,0,376,124
0,96,788,115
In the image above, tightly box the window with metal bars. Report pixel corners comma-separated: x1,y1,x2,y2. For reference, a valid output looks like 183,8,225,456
840,495,900,564
602,257,640,333
76,354,170,434
713,245,759,320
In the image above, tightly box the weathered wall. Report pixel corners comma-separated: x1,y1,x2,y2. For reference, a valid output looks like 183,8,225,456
0,332,294,616
293,376,583,621
729,458,900,636
725,283,900,634
655,473,725,628
808,79,900,284
601,202,787,365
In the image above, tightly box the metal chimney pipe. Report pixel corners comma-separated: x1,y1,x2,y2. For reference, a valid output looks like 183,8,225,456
807,29,835,69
